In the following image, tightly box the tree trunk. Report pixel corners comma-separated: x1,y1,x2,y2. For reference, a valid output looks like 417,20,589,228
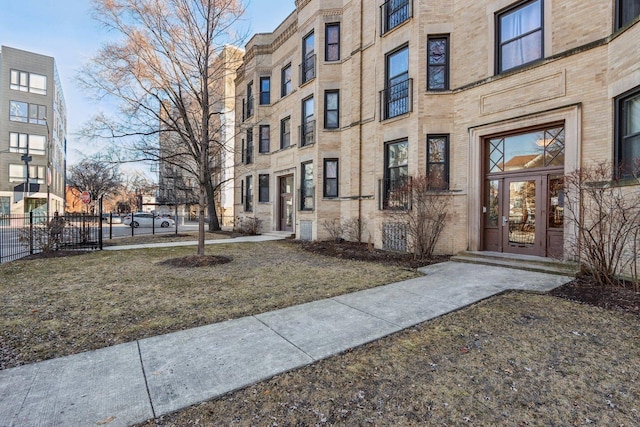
205,180,221,232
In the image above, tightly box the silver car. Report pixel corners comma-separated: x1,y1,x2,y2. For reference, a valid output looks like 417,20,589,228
123,212,175,228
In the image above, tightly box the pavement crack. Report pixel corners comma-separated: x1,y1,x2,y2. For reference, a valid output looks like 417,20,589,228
136,340,157,419
252,316,315,361
330,298,402,328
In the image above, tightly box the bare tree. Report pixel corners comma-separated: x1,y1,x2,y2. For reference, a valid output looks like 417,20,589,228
78,0,246,256
67,158,123,203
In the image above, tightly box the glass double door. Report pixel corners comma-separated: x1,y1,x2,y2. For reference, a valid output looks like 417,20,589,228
484,173,564,257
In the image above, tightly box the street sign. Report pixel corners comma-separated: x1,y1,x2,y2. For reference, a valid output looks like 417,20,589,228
80,191,91,204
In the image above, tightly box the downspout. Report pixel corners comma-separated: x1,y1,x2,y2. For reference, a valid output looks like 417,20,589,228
357,0,364,231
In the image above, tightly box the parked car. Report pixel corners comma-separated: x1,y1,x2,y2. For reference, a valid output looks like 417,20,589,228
101,213,122,224
122,212,175,228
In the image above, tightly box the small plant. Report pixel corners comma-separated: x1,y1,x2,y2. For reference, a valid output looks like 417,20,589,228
321,219,344,242
564,162,640,287
234,216,262,235
343,218,368,243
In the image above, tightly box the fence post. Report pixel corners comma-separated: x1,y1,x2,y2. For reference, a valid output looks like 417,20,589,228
29,211,34,255
99,197,103,250
175,204,178,235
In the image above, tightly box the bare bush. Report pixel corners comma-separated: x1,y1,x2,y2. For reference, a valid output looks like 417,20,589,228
321,219,344,242
343,218,368,243
564,162,640,287
234,216,262,235
387,175,451,259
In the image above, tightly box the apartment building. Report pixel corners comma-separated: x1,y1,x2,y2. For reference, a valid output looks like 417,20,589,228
0,46,67,216
234,0,640,259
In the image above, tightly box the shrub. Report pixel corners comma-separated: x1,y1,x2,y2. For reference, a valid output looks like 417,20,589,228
234,216,262,235
321,219,344,242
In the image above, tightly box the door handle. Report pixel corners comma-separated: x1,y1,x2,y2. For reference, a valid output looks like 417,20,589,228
502,216,508,226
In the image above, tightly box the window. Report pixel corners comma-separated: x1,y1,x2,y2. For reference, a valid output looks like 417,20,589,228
616,87,640,177
9,164,26,183
260,77,271,105
301,162,314,210
11,101,47,125
301,96,315,146
246,81,254,119
426,135,450,190
487,126,565,173
382,140,409,209
381,0,411,34
9,133,46,155
497,0,543,73
324,90,339,129
382,45,411,120
30,165,46,184
281,116,291,149
617,0,640,29
325,23,340,61
245,176,253,212
10,70,46,95
302,31,316,84
245,128,253,164
259,125,270,153
324,159,339,198
282,64,292,97
427,35,449,91
10,101,28,122
259,174,270,202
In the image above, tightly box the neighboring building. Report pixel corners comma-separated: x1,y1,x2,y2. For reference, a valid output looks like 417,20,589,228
157,45,244,227
0,46,66,216
235,0,640,259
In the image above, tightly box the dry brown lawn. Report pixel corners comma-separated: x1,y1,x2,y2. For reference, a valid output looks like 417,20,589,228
0,240,419,369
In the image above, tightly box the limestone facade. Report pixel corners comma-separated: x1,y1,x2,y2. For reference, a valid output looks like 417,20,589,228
234,0,640,258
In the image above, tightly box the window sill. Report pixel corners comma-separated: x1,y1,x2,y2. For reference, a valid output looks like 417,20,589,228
299,77,316,88
380,17,412,38
381,111,411,123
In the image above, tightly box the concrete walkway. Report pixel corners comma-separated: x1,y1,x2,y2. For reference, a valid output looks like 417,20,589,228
0,243,573,426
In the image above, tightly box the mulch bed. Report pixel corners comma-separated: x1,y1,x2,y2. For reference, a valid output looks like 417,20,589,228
549,275,640,316
157,255,232,268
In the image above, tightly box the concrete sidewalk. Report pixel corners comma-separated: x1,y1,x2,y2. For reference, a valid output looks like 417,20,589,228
0,261,572,427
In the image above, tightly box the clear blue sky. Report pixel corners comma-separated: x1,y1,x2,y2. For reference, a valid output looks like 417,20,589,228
0,0,295,168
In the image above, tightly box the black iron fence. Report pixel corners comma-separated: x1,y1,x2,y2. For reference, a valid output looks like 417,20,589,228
0,212,102,264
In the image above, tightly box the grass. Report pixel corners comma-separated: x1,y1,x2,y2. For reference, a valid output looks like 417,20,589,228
0,240,419,369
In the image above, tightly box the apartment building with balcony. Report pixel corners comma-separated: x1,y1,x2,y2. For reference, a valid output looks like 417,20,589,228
234,0,640,259
0,46,66,216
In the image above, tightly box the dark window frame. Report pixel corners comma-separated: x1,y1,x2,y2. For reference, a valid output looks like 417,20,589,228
280,116,291,149
301,95,315,147
302,30,316,84
259,174,270,203
244,175,253,212
495,0,544,74
259,76,271,105
246,81,254,118
281,64,292,97
427,35,450,91
300,161,314,211
325,23,340,62
616,0,640,29
426,134,450,190
259,125,270,153
323,158,339,198
615,85,640,178
382,139,410,209
324,90,340,129
245,128,254,165
381,0,412,35
381,44,411,120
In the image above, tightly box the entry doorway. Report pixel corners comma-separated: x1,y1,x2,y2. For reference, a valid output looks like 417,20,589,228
482,125,566,258
484,174,563,257
278,175,294,232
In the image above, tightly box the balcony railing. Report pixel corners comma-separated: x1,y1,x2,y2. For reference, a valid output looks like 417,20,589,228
378,176,412,210
300,54,316,85
298,120,316,147
381,0,412,35
244,144,253,164
380,78,413,120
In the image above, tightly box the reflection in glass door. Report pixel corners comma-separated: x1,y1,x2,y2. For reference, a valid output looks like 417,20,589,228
279,175,294,232
505,180,536,249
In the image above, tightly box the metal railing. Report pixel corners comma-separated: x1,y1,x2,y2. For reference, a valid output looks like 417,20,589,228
298,120,316,147
0,212,101,263
380,0,412,34
379,177,412,210
300,54,316,84
380,78,413,120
